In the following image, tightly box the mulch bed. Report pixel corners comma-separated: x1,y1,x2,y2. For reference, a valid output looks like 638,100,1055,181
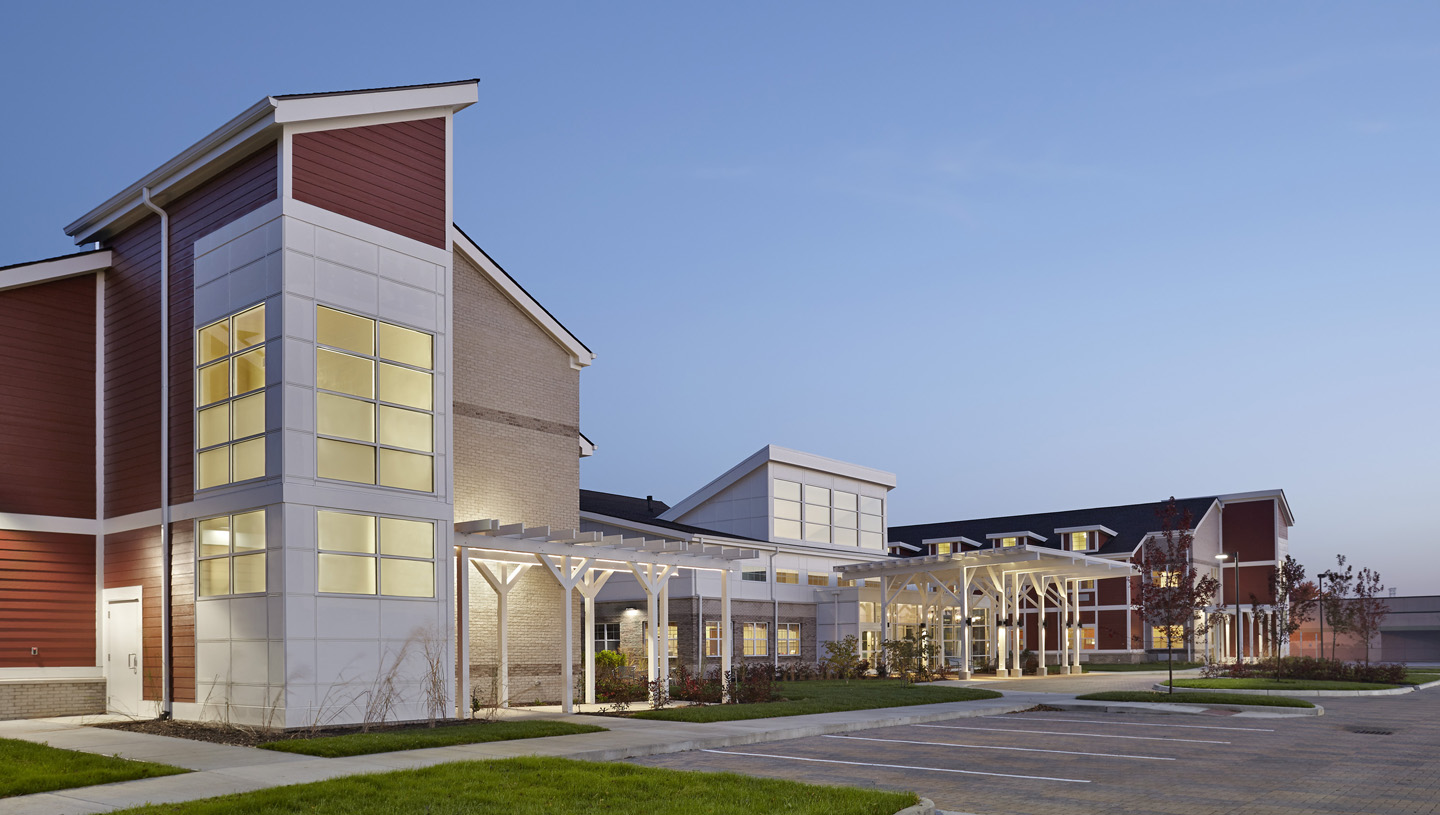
94,717,478,748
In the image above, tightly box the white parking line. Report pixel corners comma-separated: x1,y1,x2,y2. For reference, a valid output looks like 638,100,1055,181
983,716,1275,733
824,734,1174,761
699,749,1092,783
916,724,1229,745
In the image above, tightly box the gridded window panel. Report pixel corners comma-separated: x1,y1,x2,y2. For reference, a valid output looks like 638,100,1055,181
1081,625,1097,650
833,491,857,511
833,527,858,546
860,531,883,549
379,518,434,558
667,625,679,658
774,479,801,501
775,570,799,585
859,514,882,533
704,622,722,657
317,511,435,598
197,509,267,598
1070,532,1089,551
774,519,801,540
804,523,831,543
318,553,377,595
803,485,830,506
381,558,434,598
774,499,801,521
778,623,800,656
315,306,435,493
935,542,953,555
195,304,268,489
806,506,831,526
859,496,882,515
742,570,767,582
807,573,831,586
595,623,621,653
318,511,376,554
1000,536,1019,547
743,622,768,657
833,509,857,529
1152,625,1183,649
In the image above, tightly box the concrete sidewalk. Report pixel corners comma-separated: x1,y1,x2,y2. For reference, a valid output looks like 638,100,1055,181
1,696,1033,814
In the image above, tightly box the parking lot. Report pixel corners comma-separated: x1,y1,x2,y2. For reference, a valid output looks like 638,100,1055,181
630,693,1440,815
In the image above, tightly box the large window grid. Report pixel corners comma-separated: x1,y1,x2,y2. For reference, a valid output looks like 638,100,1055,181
316,510,436,597
777,623,800,656
595,623,620,653
314,306,435,493
196,304,267,489
704,621,723,657
743,622,768,657
772,479,884,549
197,509,266,597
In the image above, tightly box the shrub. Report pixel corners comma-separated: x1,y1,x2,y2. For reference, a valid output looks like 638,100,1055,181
727,663,776,704
1204,656,1405,685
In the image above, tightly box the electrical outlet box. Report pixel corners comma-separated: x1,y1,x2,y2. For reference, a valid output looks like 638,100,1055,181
31,647,39,656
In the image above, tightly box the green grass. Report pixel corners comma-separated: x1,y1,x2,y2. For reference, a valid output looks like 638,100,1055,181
1164,677,1400,691
1076,690,1315,708
1,737,188,798
630,679,1002,723
257,720,606,758
1082,661,1204,672
111,756,916,815
1404,671,1440,685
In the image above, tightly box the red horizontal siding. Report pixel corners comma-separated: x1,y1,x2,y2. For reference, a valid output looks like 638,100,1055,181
293,117,446,248
0,275,97,518
0,530,96,668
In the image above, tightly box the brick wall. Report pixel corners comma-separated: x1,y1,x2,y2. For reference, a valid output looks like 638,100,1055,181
595,597,819,674
465,567,583,705
0,680,106,720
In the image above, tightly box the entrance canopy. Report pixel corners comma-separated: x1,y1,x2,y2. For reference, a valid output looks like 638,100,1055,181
836,544,1137,679
454,519,758,713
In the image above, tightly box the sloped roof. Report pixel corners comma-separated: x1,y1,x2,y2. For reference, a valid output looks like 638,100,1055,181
888,495,1221,557
579,489,765,543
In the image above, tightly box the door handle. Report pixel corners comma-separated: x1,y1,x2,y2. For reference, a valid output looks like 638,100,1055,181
128,653,138,671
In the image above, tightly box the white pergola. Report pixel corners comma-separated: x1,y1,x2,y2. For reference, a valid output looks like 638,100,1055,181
454,520,756,713
837,545,1136,678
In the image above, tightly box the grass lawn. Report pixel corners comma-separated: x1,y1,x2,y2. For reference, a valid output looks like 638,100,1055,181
1083,661,1203,672
258,720,606,758
111,756,916,815
1164,677,1400,691
629,679,1002,723
1076,690,1315,708
1,738,188,798
1405,671,1440,685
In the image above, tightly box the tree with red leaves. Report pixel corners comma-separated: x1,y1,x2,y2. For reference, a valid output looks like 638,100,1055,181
1263,555,1312,680
1132,500,1220,693
1349,567,1389,667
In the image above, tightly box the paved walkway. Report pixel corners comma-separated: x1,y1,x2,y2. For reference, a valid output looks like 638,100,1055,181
0,672,1307,815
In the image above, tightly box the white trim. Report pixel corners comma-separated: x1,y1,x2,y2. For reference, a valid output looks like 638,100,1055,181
1053,524,1118,537
95,271,106,669
1218,489,1294,526
985,530,1048,542
451,227,594,368
579,434,596,458
659,444,895,523
888,541,922,552
283,107,452,137
271,83,477,125
0,513,97,535
579,511,759,549
921,535,984,548
0,668,104,680
0,251,111,293
102,509,163,535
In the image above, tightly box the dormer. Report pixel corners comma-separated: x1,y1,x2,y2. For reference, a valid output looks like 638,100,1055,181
986,531,1046,548
924,536,983,556
1053,525,1116,553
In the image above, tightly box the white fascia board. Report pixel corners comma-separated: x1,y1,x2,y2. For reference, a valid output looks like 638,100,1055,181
984,530,1048,542
1218,489,1294,526
889,541,922,552
272,82,477,124
659,444,896,523
920,536,985,549
66,99,279,244
1053,524,1119,537
579,433,596,458
0,251,111,293
451,227,595,369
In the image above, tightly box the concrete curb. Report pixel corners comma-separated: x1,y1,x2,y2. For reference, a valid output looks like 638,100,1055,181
1152,682,1414,697
894,797,935,815
1056,700,1323,717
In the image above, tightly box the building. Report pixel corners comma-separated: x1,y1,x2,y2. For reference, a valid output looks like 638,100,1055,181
1293,595,1440,664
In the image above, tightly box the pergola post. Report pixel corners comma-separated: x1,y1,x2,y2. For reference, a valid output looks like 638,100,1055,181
473,561,530,708
1070,579,1082,670
720,569,732,700
659,579,671,681
994,575,1009,677
534,554,595,714
576,570,612,706
1010,571,1022,677
628,562,678,704
1058,577,1070,674
1036,575,1048,677
959,568,972,680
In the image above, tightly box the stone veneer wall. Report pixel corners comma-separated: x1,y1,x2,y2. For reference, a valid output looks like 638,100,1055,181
0,680,106,720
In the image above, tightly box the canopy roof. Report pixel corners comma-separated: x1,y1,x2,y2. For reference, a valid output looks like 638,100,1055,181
836,544,1136,583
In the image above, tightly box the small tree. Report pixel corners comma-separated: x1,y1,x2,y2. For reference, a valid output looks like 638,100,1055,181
1349,567,1389,667
1264,555,1311,681
1131,500,1220,693
822,635,862,681
1320,555,1354,660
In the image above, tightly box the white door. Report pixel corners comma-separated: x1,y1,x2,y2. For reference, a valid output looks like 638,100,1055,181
104,592,143,715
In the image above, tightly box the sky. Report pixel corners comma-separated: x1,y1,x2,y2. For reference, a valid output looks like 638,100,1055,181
3,3,1437,592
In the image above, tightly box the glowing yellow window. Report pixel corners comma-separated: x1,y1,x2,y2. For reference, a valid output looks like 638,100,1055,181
1001,537,1018,548
197,509,266,597
195,304,267,490
1070,532,1088,551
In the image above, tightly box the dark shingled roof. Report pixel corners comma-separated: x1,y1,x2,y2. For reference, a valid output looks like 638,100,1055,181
888,496,1220,557
579,489,765,543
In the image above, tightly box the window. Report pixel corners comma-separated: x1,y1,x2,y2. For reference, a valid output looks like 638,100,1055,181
775,569,799,584
645,623,679,658
315,306,435,492
1000,536,1018,548
705,621,723,657
595,623,620,653
861,630,880,661
1152,625,1183,649
1151,570,1181,588
196,304,268,489
197,510,266,597
858,601,878,623
807,573,831,586
1081,624,1097,650
777,623,800,656
935,541,952,555
742,570,767,582
1070,531,1089,551
773,478,883,548
317,511,435,597
743,622,768,656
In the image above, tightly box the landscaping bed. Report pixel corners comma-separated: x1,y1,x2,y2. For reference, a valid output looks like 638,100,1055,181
1165,678,1401,691
1084,661,1203,672
2,737,188,798
1075,690,1315,708
109,756,918,815
626,679,1002,723
97,718,604,757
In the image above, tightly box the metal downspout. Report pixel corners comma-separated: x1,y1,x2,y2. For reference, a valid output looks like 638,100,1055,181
140,187,172,719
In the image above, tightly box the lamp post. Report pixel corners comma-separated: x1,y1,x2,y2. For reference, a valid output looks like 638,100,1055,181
1216,553,1240,663
1317,571,1339,660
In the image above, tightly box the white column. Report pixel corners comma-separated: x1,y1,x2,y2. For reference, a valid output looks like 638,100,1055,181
576,570,612,707
646,570,659,684
995,579,1008,676
1070,580,1082,670
959,568,972,680
659,579,671,682
1037,576,1048,677
1058,578,1070,674
474,561,530,709
1011,572,1022,676
457,548,470,716
720,569,732,699
562,560,574,713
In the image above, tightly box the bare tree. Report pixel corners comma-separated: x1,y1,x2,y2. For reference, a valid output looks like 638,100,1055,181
1319,555,1354,660
1349,567,1389,667
1131,500,1220,693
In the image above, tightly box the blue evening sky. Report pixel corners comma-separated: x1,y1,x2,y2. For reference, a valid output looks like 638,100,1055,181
3,3,1436,591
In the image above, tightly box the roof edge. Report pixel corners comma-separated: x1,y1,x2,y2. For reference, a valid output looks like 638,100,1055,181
0,249,112,294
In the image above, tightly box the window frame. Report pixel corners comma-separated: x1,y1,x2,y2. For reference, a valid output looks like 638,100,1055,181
777,622,800,656
595,622,621,654
195,303,269,490
704,621,723,657
196,509,267,598
316,510,437,598
743,622,769,657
